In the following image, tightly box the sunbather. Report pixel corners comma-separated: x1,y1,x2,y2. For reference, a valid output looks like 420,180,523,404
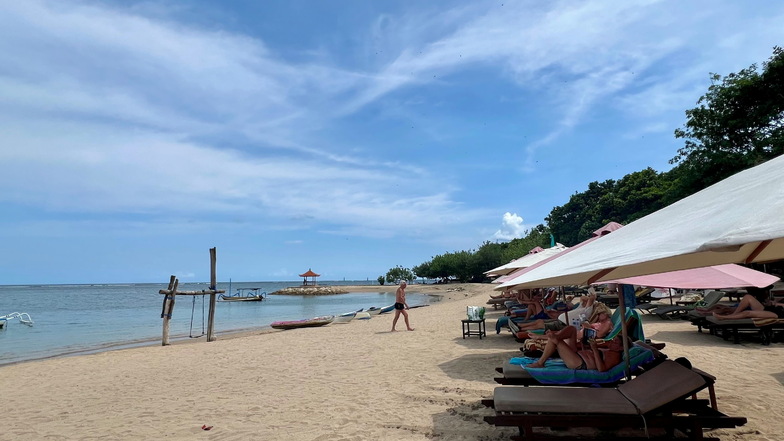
519,300,609,336
507,289,549,320
712,292,784,320
489,288,515,299
524,332,625,372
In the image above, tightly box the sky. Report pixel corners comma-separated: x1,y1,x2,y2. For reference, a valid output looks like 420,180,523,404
2,0,783,284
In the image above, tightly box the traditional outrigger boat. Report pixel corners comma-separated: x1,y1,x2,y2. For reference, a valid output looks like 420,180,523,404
219,287,266,302
333,309,363,324
270,315,334,330
379,304,395,314
0,312,34,329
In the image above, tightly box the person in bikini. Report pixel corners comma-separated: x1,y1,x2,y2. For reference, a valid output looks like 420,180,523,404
391,281,414,331
513,293,596,333
526,303,613,342
712,287,784,320
525,332,625,372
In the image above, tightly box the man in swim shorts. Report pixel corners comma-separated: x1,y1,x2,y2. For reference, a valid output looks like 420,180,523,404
391,281,414,331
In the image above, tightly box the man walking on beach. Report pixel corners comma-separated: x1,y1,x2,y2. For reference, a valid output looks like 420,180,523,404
391,280,414,331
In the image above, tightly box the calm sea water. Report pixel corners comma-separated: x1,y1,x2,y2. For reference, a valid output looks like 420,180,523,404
0,281,435,366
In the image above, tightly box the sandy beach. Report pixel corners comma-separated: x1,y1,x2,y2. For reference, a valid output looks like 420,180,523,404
1,283,782,440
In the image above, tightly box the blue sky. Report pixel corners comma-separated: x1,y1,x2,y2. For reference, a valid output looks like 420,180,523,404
2,1,783,284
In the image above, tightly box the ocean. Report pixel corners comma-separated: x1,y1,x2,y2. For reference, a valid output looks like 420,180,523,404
0,281,435,366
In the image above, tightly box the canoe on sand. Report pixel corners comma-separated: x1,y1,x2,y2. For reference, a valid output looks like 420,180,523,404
270,315,335,330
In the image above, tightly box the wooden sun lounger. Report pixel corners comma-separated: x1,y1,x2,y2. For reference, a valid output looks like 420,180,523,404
652,304,693,319
483,360,745,440
494,342,669,388
704,316,784,345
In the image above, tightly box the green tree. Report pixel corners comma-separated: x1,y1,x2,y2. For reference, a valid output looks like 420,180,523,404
385,266,415,284
377,275,385,286
499,225,551,263
546,169,671,245
671,46,784,198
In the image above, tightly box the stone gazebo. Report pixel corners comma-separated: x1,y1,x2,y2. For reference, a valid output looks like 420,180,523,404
299,269,320,286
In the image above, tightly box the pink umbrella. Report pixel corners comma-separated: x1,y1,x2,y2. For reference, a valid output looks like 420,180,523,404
601,263,779,289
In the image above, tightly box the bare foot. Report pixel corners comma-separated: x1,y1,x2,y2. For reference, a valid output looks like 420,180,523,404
524,362,544,369
407,328,415,331
712,312,726,320
390,329,396,332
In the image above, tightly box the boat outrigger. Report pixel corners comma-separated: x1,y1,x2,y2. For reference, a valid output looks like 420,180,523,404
219,287,266,302
0,312,34,329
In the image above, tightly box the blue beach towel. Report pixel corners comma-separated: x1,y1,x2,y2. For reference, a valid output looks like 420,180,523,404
508,345,654,385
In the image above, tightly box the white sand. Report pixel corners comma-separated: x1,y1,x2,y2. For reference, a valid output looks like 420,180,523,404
1,283,781,440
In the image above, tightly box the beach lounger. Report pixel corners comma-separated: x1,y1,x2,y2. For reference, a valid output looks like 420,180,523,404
704,316,784,345
513,306,644,344
494,342,664,387
599,287,655,308
636,302,661,314
487,297,512,309
654,291,725,320
483,360,746,440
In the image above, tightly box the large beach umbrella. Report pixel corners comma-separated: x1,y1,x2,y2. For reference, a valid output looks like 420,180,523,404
497,154,784,378
497,154,784,291
495,222,624,288
485,243,568,278
600,263,779,290
494,222,623,331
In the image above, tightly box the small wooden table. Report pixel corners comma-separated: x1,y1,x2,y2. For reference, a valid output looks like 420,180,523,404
462,319,486,339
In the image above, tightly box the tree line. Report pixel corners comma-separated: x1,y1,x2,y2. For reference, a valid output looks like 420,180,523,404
387,46,784,285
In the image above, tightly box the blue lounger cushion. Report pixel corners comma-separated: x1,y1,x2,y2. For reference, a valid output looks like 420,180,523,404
508,345,654,385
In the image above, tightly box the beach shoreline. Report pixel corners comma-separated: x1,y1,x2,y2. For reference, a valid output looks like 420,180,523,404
1,283,781,440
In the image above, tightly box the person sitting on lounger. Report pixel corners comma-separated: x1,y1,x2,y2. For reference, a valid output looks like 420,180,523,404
507,289,543,318
489,288,515,300
712,288,784,320
524,332,625,372
518,300,608,336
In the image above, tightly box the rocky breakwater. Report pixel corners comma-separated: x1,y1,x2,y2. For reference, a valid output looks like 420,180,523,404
271,286,348,296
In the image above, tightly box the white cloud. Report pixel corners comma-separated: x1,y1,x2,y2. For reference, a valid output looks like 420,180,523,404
493,212,526,241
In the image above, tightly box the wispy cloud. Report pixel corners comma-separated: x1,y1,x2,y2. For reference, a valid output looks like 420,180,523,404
2,0,783,256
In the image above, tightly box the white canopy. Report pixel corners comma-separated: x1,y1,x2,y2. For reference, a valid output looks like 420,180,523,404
484,243,568,277
499,154,784,290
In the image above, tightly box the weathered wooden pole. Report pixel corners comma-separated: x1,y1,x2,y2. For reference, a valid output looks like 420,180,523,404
617,286,632,381
162,277,178,346
207,247,218,342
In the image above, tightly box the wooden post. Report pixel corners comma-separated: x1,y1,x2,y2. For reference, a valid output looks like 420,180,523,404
207,247,218,342
162,278,179,346
617,285,632,381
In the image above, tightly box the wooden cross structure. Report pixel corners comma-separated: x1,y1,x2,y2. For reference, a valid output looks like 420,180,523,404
158,247,225,345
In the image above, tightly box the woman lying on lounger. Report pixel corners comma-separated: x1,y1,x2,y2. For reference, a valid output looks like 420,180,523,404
522,302,611,342
712,290,784,320
524,332,625,372
513,294,597,333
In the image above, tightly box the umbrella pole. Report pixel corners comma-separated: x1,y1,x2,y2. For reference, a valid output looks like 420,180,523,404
560,286,569,325
617,288,632,381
